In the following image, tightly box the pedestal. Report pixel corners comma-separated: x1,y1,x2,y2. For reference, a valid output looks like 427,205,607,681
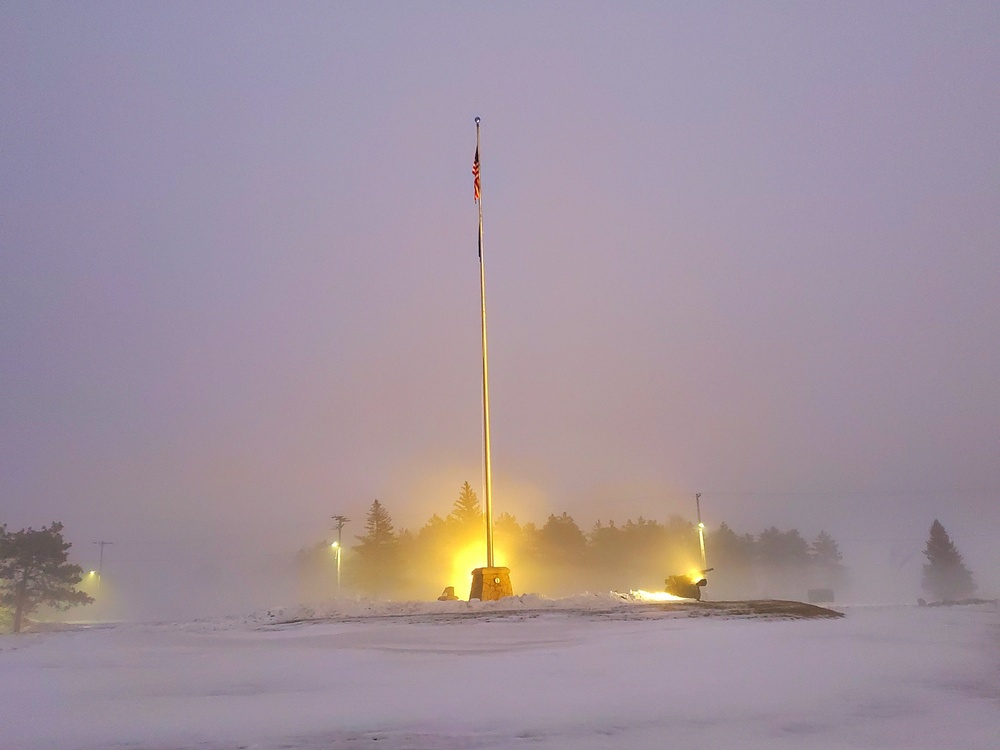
469,567,513,601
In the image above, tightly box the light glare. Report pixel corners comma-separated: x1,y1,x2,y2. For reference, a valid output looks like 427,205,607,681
631,589,687,602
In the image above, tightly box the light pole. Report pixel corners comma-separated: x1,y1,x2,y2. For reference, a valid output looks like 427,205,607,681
331,515,349,591
93,541,113,595
330,541,342,589
695,493,707,571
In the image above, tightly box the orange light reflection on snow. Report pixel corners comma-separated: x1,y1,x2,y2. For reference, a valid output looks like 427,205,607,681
630,589,688,602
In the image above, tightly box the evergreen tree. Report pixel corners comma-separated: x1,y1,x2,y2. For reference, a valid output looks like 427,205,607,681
615,517,668,588
494,512,526,561
416,513,449,549
494,512,522,546
447,482,483,534
534,513,586,594
413,513,451,589
497,513,538,565
756,526,812,598
708,522,756,568
0,522,94,633
538,513,587,563
705,522,758,598
361,498,395,543
587,520,623,588
352,499,401,596
394,528,417,594
810,531,847,590
757,527,811,568
922,520,975,601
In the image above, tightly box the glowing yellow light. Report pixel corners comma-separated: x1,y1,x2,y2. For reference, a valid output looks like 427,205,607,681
448,542,509,597
631,590,686,602
331,542,339,548
89,571,96,576
698,522,705,529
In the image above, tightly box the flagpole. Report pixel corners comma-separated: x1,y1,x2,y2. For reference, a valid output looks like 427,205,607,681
475,116,495,569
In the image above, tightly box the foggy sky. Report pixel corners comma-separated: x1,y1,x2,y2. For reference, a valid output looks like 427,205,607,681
3,3,998,617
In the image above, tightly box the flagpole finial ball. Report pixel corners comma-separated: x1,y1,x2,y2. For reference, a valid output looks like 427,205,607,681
475,116,480,124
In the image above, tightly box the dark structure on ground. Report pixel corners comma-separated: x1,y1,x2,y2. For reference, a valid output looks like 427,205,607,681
470,567,513,600
665,569,711,600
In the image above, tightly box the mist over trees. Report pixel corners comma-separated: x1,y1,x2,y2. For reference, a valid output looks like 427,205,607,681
352,499,401,596
811,530,848,592
921,519,976,602
0,522,93,633
295,486,855,602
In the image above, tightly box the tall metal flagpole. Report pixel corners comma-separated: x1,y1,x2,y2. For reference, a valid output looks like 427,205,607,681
475,116,495,569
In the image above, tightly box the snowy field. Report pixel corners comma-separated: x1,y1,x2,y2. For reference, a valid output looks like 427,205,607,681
2,596,997,750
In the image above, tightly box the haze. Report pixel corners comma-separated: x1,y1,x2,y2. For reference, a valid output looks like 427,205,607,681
3,3,998,619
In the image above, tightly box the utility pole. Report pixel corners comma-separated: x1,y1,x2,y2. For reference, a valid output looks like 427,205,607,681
93,541,113,593
331,515,349,591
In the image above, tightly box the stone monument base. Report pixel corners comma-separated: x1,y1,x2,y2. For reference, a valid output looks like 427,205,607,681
469,567,513,601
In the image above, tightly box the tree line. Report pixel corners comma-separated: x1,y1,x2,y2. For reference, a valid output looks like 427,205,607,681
0,507,978,632
297,485,864,601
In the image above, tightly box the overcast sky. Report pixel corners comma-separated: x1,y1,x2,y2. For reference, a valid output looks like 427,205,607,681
3,3,998,616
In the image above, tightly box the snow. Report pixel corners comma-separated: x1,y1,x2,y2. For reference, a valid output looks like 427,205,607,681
2,597,997,750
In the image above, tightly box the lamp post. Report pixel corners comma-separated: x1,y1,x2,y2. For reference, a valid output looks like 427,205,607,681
695,493,707,571
93,540,112,594
330,541,342,589
331,515,349,592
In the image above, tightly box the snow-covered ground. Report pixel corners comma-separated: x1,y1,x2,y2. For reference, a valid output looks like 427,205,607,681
2,596,997,750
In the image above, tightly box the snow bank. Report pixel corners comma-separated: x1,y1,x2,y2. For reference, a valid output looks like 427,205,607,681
243,591,645,626
1,601,996,749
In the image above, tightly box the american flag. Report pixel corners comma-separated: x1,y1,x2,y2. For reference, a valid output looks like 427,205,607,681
472,147,481,202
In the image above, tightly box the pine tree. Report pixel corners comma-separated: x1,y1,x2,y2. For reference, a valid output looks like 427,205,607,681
494,512,526,562
494,512,521,543
922,520,975,602
810,530,847,589
360,499,395,544
0,522,94,633
708,522,756,569
757,527,811,568
447,482,482,533
587,520,627,590
705,522,758,598
756,526,812,598
538,513,587,563
352,499,400,596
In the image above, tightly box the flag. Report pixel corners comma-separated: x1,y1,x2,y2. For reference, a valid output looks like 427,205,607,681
472,146,481,202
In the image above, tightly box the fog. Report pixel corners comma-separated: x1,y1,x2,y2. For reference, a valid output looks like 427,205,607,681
3,4,999,621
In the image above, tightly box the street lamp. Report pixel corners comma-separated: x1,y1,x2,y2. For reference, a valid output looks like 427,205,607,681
331,515,349,592
695,493,707,571
330,541,342,590
91,541,112,618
